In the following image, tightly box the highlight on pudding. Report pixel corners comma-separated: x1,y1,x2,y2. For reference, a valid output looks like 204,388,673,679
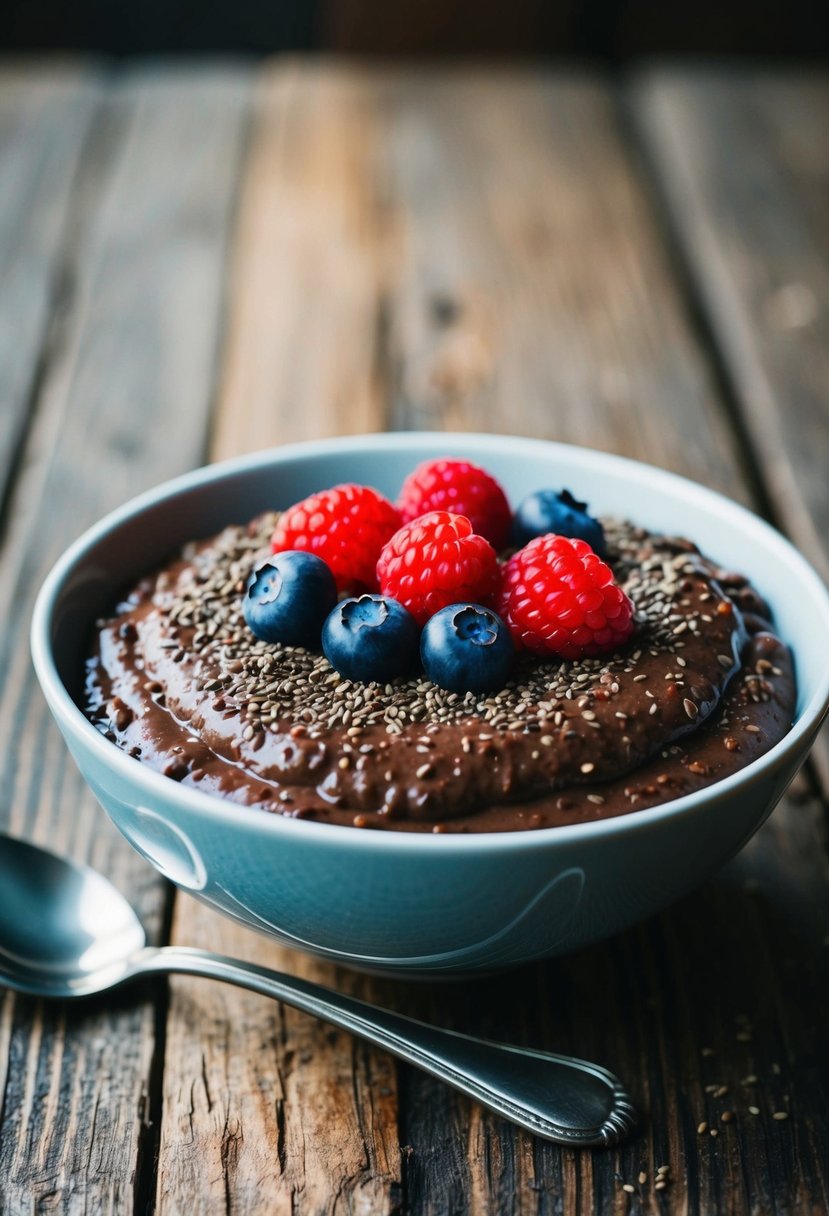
85,457,796,833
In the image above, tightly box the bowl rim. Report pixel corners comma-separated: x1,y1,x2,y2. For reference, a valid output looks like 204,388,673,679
31,431,829,855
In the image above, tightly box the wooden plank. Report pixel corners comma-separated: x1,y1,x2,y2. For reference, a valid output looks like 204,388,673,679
160,63,829,1214
213,62,392,456
627,69,829,584
384,71,750,500
0,66,100,505
628,69,829,789
158,65,400,1215
0,65,251,1213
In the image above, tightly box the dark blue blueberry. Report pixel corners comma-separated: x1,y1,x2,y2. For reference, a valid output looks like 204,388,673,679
243,551,337,648
420,603,514,695
512,488,606,556
322,594,420,683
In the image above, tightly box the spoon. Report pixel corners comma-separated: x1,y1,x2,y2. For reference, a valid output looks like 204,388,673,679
0,833,636,1147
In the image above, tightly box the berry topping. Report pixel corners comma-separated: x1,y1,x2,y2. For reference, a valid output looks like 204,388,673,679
496,534,634,659
243,551,337,648
322,594,420,683
271,483,401,593
376,511,499,627
421,604,514,694
397,458,512,550
512,488,606,557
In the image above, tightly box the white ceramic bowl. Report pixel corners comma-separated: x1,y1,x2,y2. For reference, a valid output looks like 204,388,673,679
31,434,829,976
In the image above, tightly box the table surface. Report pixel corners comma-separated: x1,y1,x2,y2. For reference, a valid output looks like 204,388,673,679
0,59,827,1215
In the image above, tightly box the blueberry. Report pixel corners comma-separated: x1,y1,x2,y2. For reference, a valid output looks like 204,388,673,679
420,604,514,694
322,594,420,683
243,551,337,647
512,488,606,556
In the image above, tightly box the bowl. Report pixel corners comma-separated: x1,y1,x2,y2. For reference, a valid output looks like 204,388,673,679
31,434,829,977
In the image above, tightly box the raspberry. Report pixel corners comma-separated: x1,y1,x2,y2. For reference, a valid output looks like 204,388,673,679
377,511,499,627
271,484,401,593
397,458,512,550
495,534,634,659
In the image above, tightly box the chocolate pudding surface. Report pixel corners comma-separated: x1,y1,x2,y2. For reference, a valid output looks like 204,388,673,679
84,514,796,833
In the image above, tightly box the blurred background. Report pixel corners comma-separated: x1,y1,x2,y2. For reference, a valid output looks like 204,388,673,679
2,0,827,58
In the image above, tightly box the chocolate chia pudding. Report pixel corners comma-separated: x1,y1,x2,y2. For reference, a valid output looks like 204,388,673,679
84,514,796,833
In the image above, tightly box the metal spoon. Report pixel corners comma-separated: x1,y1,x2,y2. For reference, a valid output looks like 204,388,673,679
0,833,636,1146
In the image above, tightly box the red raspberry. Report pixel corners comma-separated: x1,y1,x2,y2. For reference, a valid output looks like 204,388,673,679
495,534,634,659
377,511,499,626
397,458,512,550
271,484,401,593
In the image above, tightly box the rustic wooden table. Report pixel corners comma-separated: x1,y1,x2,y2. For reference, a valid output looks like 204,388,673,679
1,59,827,1215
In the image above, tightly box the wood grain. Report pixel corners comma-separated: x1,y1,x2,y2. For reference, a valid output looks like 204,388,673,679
213,62,390,457
628,69,829,585
159,64,829,1214
382,70,750,502
157,901,402,1214
0,67,100,507
159,64,401,1216
628,68,829,790
0,65,251,1213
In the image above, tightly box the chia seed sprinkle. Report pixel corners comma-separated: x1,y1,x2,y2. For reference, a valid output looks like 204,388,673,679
123,515,742,743
82,510,795,831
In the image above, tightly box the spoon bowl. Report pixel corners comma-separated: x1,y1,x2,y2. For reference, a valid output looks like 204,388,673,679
0,836,145,992
0,832,637,1146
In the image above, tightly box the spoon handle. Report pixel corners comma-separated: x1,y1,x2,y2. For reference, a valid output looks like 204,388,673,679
138,946,636,1146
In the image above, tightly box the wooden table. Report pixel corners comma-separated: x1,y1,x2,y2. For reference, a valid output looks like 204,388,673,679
1,60,827,1214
